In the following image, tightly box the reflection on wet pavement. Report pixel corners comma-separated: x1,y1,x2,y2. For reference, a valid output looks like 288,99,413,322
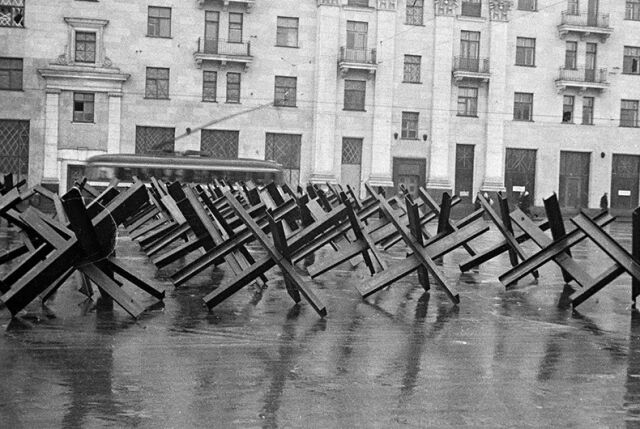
0,221,639,427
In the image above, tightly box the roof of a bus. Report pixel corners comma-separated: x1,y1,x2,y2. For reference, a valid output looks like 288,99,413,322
86,153,284,171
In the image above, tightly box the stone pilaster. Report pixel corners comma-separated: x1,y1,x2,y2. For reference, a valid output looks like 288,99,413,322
367,3,396,189
426,8,454,194
482,3,511,192
43,89,60,184
107,92,122,154
309,1,340,184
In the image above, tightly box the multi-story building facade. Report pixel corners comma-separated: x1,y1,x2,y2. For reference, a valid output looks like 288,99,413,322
1,0,640,211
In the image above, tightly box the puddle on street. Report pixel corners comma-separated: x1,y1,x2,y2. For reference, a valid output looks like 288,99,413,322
0,221,639,427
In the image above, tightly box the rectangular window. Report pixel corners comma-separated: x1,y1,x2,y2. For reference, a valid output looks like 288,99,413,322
274,76,297,107
627,0,640,20
461,0,481,17
344,80,366,111
567,0,579,15
621,100,639,127
75,31,96,63
347,0,369,6
562,95,574,123
201,129,239,159
226,72,241,103
346,21,368,52
148,6,171,37
623,46,640,74
203,71,217,102
73,92,94,123
276,17,299,47
228,13,243,43
514,92,533,121
403,55,421,83
145,67,169,99
565,41,577,69
517,0,537,10
0,57,22,90
406,0,424,25
515,37,535,66
582,96,594,125
0,0,25,27
401,112,419,139
135,126,175,154
457,87,478,117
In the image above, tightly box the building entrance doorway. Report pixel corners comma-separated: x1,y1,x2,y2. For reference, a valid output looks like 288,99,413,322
393,157,426,197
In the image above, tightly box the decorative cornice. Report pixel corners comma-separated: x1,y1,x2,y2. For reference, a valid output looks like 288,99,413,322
63,17,109,28
434,0,457,16
489,0,512,21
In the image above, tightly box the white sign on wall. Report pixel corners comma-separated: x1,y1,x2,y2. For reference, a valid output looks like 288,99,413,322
512,186,525,192
618,190,632,197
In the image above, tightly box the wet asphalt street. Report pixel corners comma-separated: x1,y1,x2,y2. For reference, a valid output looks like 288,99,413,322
1,220,640,428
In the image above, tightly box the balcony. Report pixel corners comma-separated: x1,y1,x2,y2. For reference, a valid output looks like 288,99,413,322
338,47,377,78
193,38,252,68
557,11,613,42
452,56,490,83
555,67,609,92
195,0,255,12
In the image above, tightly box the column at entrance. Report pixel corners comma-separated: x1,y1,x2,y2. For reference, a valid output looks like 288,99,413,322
367,1,397,191
426,4,455,198
107,92,123,154
309,1,340,184
42,89,60,190
482,1,512,193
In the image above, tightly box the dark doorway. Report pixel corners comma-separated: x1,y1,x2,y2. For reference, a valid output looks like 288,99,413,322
0,119,29,182
611,154,640,210
559,151,590,208
505,148,536,207
455,144,474,203
393,157,426,197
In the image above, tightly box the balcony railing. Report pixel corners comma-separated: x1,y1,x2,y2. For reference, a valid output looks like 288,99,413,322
558,67,607,83
339,47,377,65
193,38,252,67
560,11,610,28
555,67,609,91
337,47,377,78
558,11,613,41
453,56,490,73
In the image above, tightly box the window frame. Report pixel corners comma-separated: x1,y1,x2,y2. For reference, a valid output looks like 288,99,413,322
0,57,23,91
517,0,537,11
461,0,482,18
347,0,370,7
73,92,95,123
405,0,424,25
401,112,420,140
582,96,594,125
562,95,575,123
620,99,639,128
226,72,241,103
515,37,536,67
276,16,299,48
457,87,479,117
274,76,297,107
344,79,366,111
513,92,533,121
627,0,640,21
565,41,577,70
403,55,421,83
202,70,217,102
74,31,97,63
228,12,243,43
0,0,25,28
145,67,170,99
623,46,640,75
147,6,171,38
